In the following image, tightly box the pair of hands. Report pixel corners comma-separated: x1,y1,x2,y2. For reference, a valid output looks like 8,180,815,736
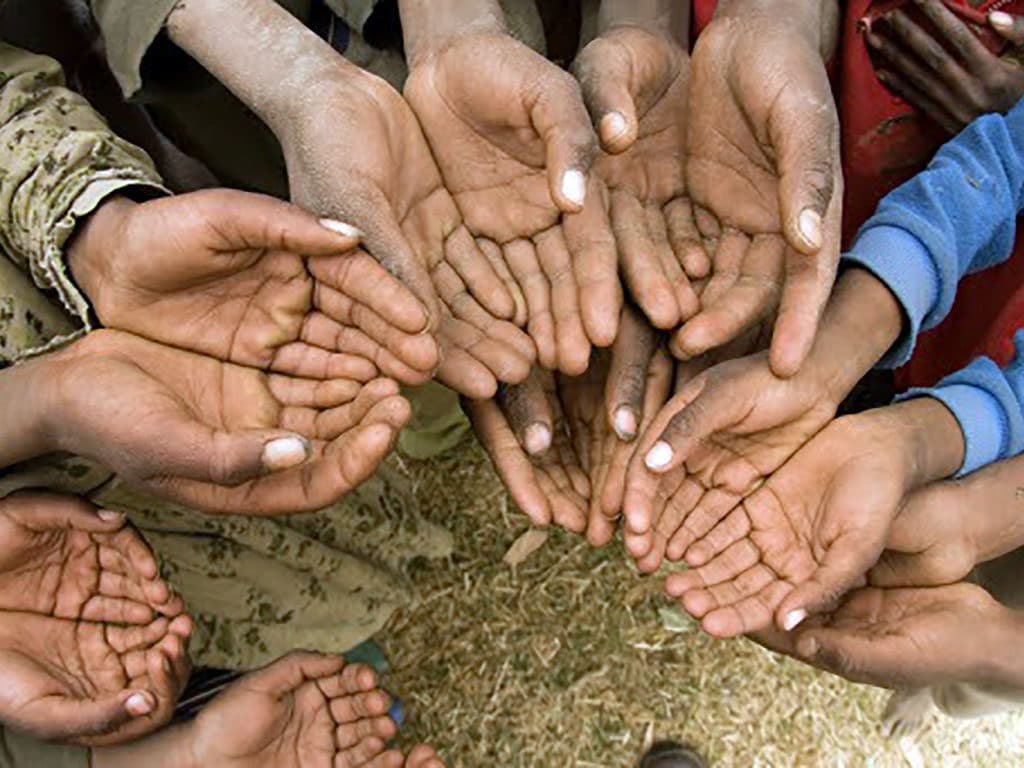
50,189,421,514
0,492,191,746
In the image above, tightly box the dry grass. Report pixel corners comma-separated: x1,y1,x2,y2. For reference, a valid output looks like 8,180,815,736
381,438,1024,767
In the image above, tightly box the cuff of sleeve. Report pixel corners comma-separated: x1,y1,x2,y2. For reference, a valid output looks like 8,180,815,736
92,0,181,98
842,224,939,368
899,384,1007,477
42,174,169,334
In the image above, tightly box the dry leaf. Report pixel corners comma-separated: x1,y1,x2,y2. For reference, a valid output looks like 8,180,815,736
503,527,549,566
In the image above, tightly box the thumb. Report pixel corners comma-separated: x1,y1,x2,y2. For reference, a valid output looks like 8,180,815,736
770,69,839,256
868,550,931,588
497,371,554,457
3,491,125,533
605,304,656,440
138,414,312,486
185,189,362,258
775,530,877,632
530,71,599,212
990,11,1024,46
574,40,640,154
39,690,154,742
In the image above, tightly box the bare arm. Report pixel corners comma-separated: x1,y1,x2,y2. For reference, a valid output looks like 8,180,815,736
598,0,690,44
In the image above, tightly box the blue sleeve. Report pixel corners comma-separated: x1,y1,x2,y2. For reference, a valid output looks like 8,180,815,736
897,332,1024,476
842,97,1024,367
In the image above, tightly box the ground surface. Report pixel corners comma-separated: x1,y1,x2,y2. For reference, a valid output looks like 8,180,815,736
382,439,1024,767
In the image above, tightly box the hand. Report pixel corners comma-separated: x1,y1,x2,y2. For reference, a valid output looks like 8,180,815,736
37,329,410,515
68,190,438,385
282,65,534,397
681,10,842,376
788,583,1020,690
405,30,622,374
871,453,1024,588
0,492,182,623
558,305,673,547
868,0,1024,135
575,25,710,330
0,610,192,746
465,368,590,534
185,651,445,768
665,400,965,637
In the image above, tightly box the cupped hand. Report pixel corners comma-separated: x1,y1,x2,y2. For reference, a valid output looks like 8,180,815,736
68,190,439,386
187,650,445,768
575,25,709,330
664,408,924,638
42,329,410,515
0,610,192,746
788,582,1013,690
0,492,181,624
282,64,533,396
406,31,622,374
680,14,842,376
868,0,1024,135
465,368,590,534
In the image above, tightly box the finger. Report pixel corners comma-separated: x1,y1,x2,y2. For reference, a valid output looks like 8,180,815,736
680,502,751,566
497,370,554,456
613,191,681,330
328,689,392,723
271,342,379,383
335,715,398,749
700,579,793,638
665,198,711,279
443,227,515,321
435,335,500,399
357,749,407,768
504,239,557,370
248,651,347,696
885,9,976,81
432,315,532,394
914,1,993,69
674,235,783,362
530,69,599,211
990,10,1024,46
537,470,589,534
36,689,155,742
307,250,429,334
876,68,962,134
648,203,700,320
464,397,552,526
478,237,528,327
776,529,883,632
574,38,640,153
534,227,591,375
81,596,154,624
605,304,657,441
268,376,364,409
770,239,838,377
563,177,622,347
319,663,378,700
405,744,446,768
664,537,760,596
3,491,125,533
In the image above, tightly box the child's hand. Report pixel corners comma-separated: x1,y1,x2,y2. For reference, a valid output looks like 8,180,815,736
186,652,444,768
664,399,965,638
868,0,1024,134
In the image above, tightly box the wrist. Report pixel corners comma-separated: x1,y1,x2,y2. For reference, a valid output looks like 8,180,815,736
885,398,966,488
977,606,1024,689
713,0,837,58
66,196,135,315
806,268,903,406
0,355,61,467
597,0,688,42
398,0,507,65
92,722,199,768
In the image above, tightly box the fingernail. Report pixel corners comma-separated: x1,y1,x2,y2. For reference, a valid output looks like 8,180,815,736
783,608,808,632
523,423,552,456
261,436,310,471
798,209,823,250
796,634,819,658
318,218,363,240
561,170,586,207
645,441,673,471
161,656,171,674
990,10,1014,30
125,692,154,717
613,407,638,441
600,112,629,142
97,509,123,522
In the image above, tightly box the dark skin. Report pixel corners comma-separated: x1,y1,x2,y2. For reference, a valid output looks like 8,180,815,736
868,0,1024,134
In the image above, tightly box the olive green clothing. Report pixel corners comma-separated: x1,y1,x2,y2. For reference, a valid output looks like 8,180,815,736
0,728,86,768
0,42,167,354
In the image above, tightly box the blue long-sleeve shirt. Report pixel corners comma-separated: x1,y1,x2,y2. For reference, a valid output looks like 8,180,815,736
842,97,1024,476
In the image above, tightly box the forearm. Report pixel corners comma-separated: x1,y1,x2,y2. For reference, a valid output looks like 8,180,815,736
92,723,195,768
803,268,903,405
712,0,838,57
165,0,350,140
398,0,507,64
597,0,689,43
0,359,57,468
980,606,1024,691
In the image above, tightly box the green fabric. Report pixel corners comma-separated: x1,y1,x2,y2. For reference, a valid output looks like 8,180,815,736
0,728,86,768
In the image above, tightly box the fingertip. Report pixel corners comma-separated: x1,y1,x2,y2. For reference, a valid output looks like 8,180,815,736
559,169,587,211
599,111,636,154
523,423,553,456
664,574,687,598
613,407,638,442
794,208,824,253
262,435,311,472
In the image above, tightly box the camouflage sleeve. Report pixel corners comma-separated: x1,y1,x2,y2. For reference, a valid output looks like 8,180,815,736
0,727,88,768
0,43,167,339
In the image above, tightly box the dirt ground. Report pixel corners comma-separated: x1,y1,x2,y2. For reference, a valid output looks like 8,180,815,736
380,438,1024,767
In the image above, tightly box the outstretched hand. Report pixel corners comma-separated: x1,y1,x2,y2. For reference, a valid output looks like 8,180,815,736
406,30,622,374
575,25,709,331
681,12,842,376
